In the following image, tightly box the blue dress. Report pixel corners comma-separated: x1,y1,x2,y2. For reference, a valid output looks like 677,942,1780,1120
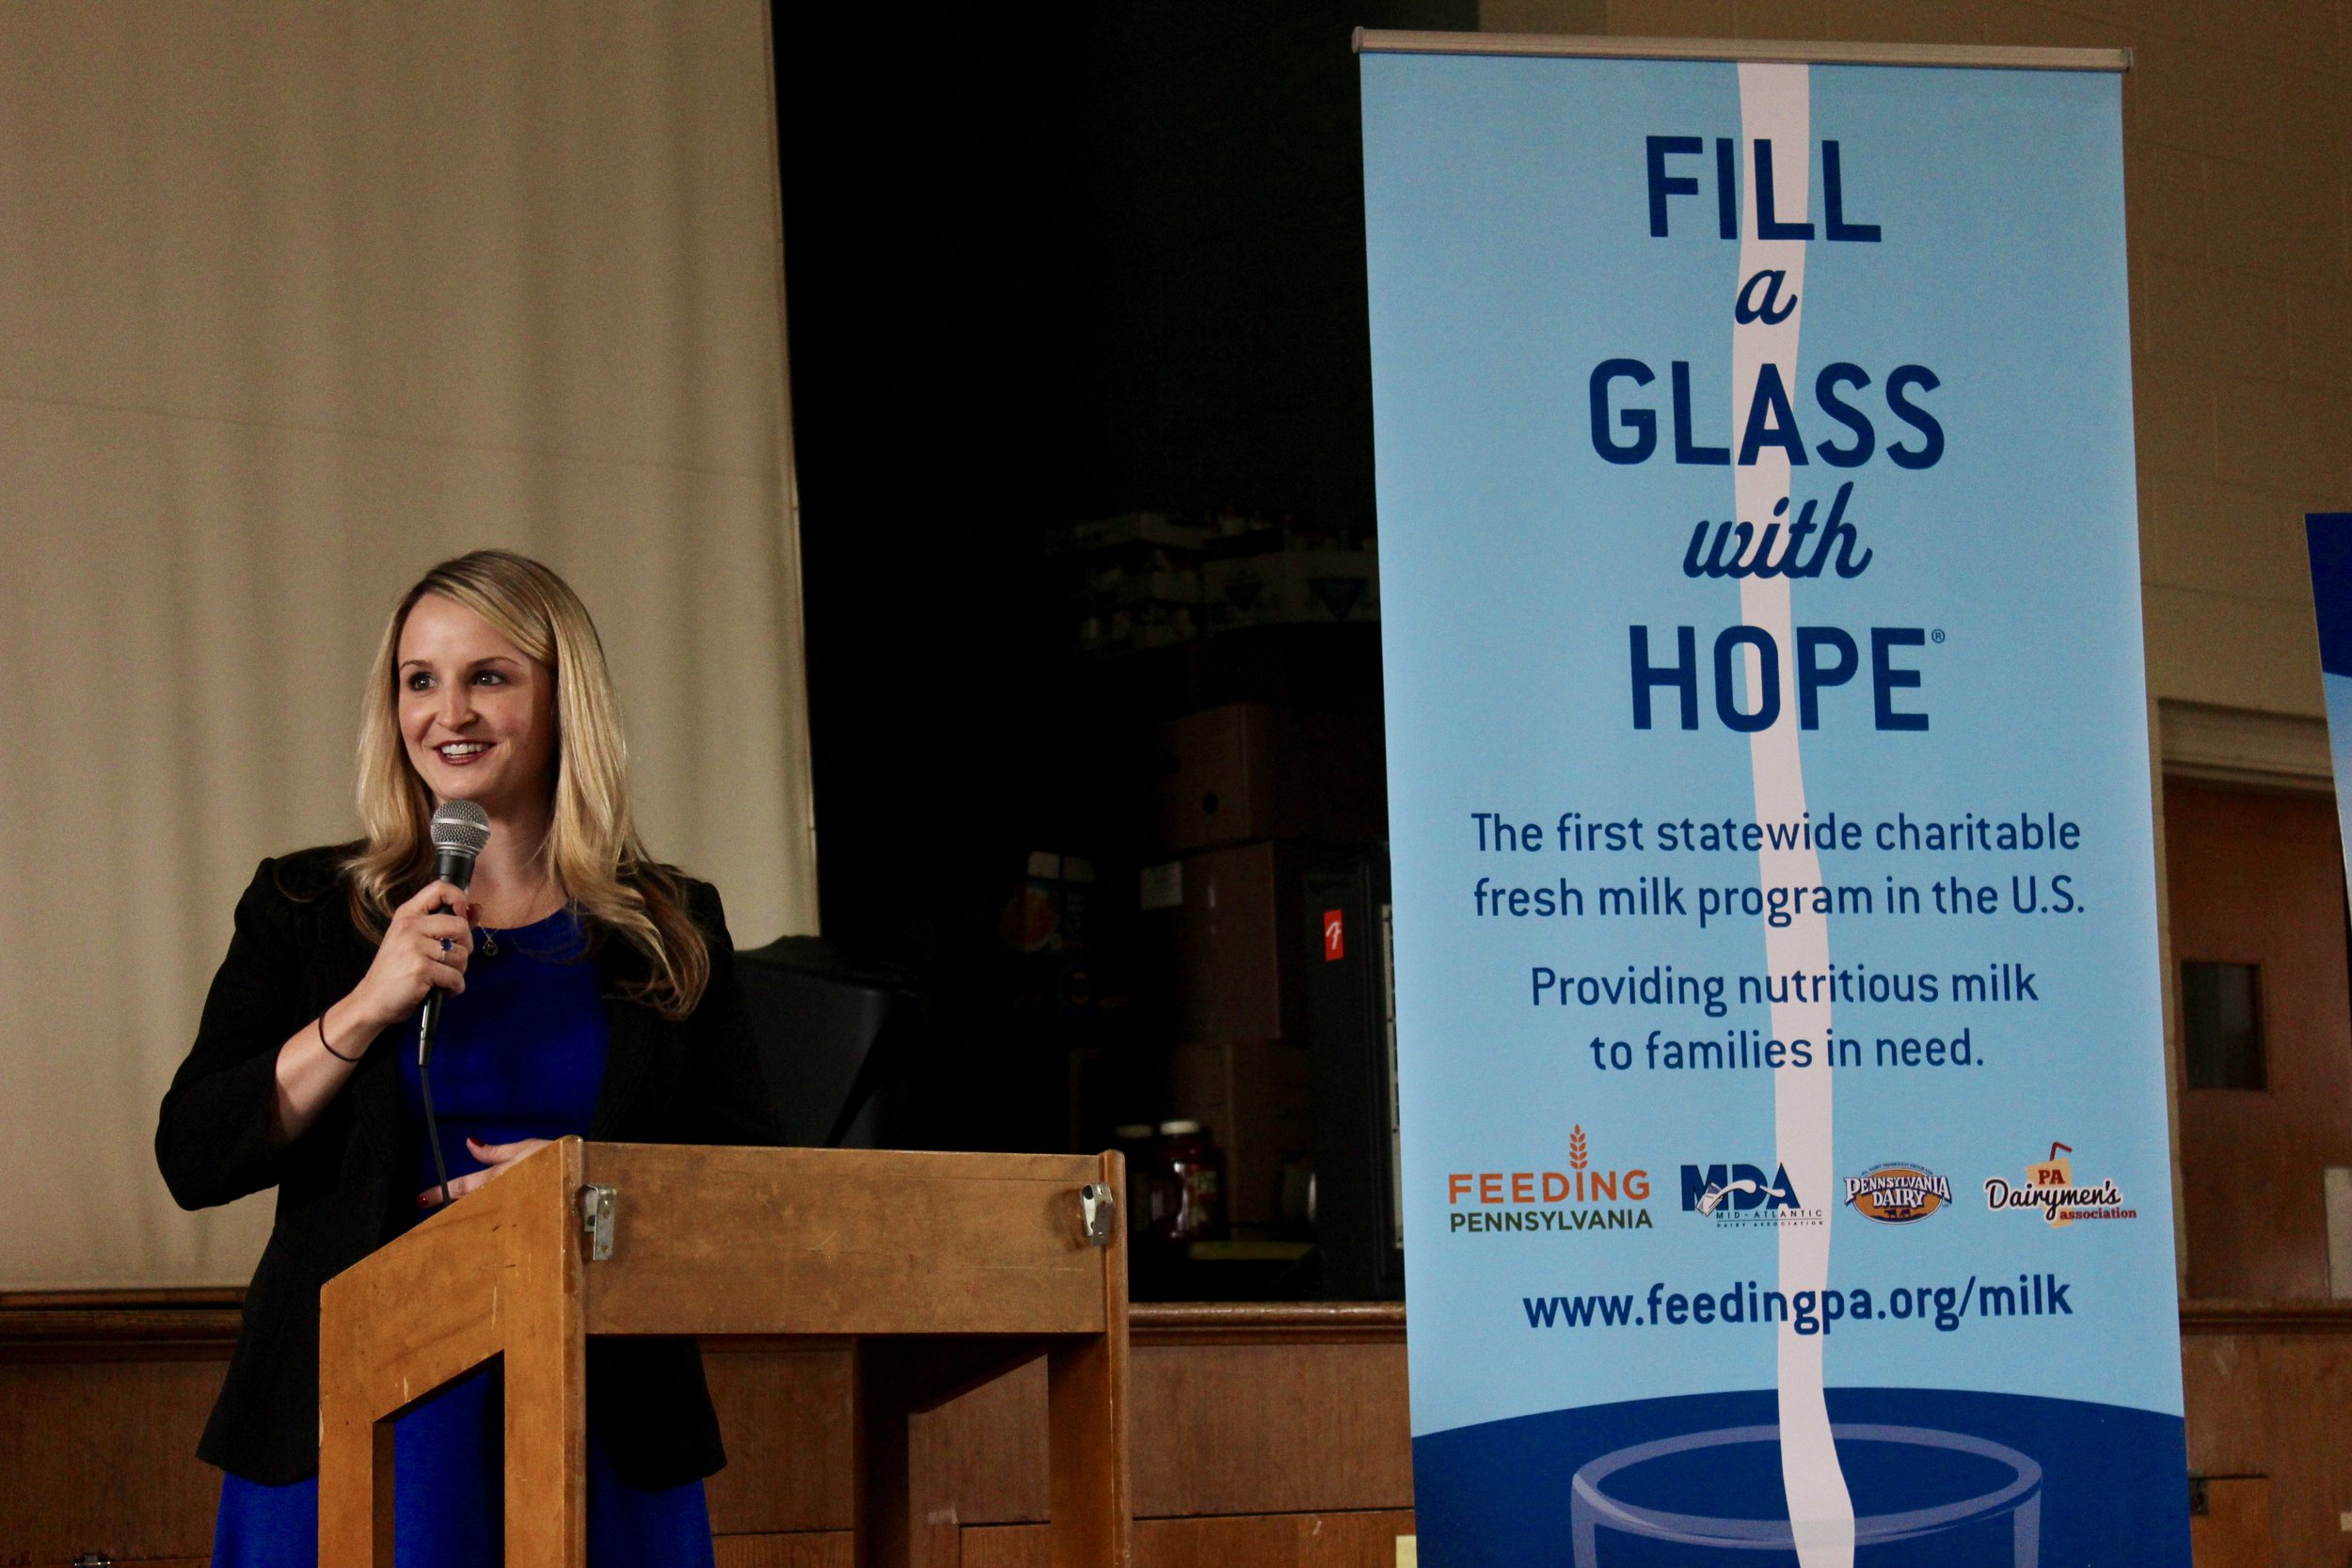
211,910,718,1568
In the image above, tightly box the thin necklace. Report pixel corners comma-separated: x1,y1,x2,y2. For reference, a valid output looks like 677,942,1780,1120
472,879,560,958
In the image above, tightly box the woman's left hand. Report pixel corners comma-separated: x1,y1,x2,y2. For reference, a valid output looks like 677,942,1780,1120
418,1136,555,1208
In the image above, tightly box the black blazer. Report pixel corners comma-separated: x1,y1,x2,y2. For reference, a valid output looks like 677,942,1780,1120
155,845,777,1488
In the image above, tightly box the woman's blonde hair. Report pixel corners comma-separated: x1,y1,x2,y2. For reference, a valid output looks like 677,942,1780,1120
345,549,709,1019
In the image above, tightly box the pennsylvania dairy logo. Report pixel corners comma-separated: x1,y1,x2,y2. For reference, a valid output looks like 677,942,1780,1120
1842,1162,1952,1224
1983,1142,2136,1227
1445,1125,1654,1235
1680,1162,1823,1228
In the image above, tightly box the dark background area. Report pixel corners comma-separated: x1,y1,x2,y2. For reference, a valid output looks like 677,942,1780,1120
771,2,1470,1161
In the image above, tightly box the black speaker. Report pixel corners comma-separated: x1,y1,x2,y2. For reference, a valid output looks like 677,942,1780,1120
736,937,926,1148
1304,854,1404,1299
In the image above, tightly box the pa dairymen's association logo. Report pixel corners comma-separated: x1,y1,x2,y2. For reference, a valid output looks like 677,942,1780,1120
1680,1161,1823,1228
1983,1142,2136,1227
1843,1162,1953,1225
1445,1125,1654,1236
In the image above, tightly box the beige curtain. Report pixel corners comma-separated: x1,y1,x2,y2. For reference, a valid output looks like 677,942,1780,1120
0,1,818,1288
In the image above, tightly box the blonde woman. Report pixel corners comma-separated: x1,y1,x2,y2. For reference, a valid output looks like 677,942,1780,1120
157,549,773,1568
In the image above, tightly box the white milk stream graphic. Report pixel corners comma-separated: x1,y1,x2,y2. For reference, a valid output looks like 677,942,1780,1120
1733,60,1858,1568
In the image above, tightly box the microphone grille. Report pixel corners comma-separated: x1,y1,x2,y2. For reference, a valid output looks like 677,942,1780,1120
429,799,491,857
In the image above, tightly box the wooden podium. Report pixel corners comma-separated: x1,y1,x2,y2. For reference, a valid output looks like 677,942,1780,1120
318,1139,1131,1567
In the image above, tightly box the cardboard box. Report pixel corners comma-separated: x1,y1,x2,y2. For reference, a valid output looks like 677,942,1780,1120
1075,564,1201,610
1075,600,1200,658
1153,705,1385,854
1168,1037,1314,1229
1156,840,1311,1042
1058,510,1208,553
1202,548,1378,629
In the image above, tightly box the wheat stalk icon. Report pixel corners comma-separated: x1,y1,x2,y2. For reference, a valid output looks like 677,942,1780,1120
1569,1126,1588,1171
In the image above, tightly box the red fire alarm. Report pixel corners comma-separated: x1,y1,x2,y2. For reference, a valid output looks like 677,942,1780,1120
1323,909,1345,961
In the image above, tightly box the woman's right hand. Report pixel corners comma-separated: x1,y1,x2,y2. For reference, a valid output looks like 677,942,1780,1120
347,879,476,1034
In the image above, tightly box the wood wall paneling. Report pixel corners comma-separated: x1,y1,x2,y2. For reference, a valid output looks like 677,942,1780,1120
903,1315,1413,1529
1129,1342,1412,1519
2164,784,2352,1300
2180,1318,2352,1568
713,1531,856,1568
1134,1511,1418,1568
912,1357,1050,1528
703,1343,858,1534
958,1511,1417,1568
2190,1477,2276,1568
0,1357,228,1565
9,1302,2352,1567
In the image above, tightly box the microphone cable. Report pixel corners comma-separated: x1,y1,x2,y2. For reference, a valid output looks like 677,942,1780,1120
419,1015,453,1211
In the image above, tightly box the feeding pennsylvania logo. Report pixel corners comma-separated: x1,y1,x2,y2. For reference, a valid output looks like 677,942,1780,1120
1444,1126,1654,1234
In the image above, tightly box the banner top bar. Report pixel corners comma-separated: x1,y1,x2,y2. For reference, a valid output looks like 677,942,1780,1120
1352,28,2131,72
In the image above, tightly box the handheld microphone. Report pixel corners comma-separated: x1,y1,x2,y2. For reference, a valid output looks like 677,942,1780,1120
417,800,489,1209
418,799,490,1063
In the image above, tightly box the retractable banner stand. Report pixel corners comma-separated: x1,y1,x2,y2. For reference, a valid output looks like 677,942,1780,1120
2305,514,2352,908
1359,36,2187,1568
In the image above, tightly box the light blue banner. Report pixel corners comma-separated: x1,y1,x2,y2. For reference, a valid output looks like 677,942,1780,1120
2305,514,2352,911
1360,47,2185,1567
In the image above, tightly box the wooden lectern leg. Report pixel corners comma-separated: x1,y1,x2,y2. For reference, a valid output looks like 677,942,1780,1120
502,1139,587,1568
315,1139,584,1568
502,1323,588,1568
1047,1331,1131,1568
318,1397,395,1568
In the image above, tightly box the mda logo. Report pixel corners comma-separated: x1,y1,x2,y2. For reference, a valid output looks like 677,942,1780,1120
1680,1162,1821,1227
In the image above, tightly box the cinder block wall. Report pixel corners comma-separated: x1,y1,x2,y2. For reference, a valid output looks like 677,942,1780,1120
1481,0,2352,720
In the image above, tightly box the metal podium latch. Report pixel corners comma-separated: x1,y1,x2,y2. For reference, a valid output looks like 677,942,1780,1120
579,1184,617,1261
1078,1182,1116,1246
